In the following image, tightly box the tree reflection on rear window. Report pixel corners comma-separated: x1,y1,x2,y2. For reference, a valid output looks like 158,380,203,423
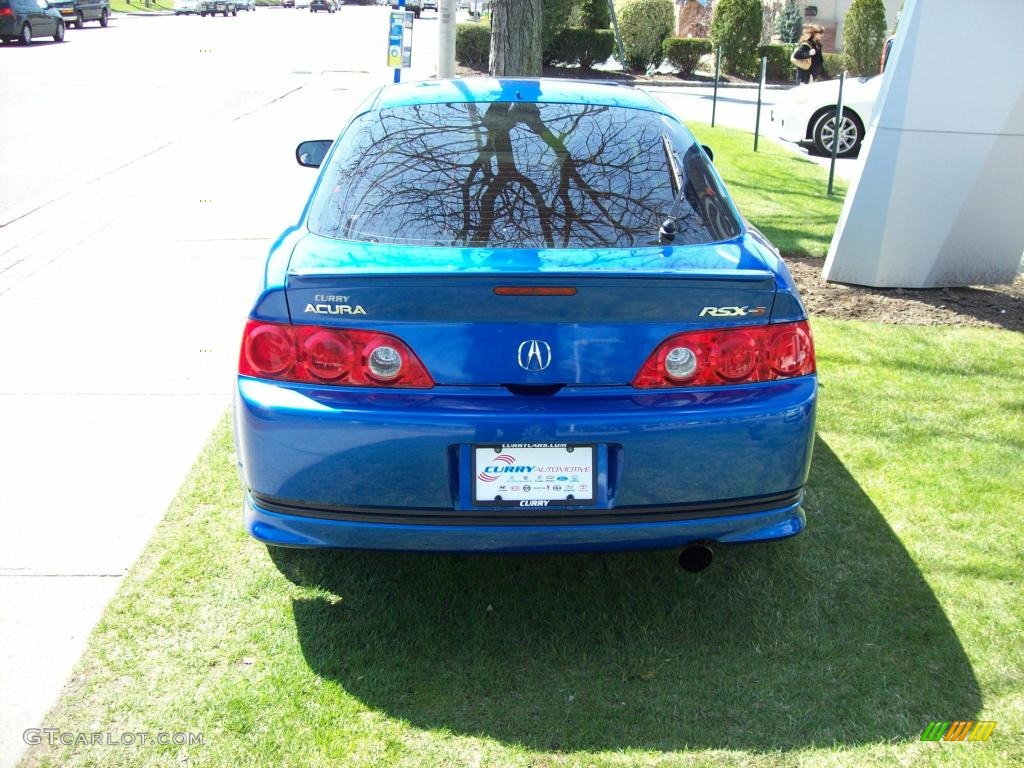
309,101,741,249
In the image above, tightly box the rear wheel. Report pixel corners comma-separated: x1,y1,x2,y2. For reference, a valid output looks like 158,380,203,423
53,20,64,41
19,23,31,45
811,108,864,158
100,8,109,27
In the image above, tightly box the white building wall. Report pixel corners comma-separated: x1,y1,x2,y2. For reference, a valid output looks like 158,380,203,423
823,0,1024,288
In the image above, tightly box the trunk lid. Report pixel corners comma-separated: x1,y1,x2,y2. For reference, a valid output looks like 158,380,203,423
285,236,777,387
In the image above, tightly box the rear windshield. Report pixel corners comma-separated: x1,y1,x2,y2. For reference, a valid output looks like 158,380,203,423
308,101,740,249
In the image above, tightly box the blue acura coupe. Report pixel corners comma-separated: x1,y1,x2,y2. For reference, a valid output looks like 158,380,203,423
234,79,816,568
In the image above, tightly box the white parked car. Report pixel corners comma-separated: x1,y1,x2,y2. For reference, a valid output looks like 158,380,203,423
771,75,883,158
174,0,199,13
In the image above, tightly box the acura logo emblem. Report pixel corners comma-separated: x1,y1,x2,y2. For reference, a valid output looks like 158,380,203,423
517,339,552,372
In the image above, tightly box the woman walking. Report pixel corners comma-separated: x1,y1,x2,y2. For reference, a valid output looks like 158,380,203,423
792,25,828,84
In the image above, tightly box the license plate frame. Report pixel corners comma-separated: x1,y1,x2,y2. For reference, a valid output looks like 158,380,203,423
471,443,596,507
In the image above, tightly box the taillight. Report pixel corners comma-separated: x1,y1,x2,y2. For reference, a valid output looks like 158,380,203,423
632,321,815,388
0,7,13,15
239,320,434,388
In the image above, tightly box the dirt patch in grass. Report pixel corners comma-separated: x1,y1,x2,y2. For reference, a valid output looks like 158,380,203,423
786,255,1024,332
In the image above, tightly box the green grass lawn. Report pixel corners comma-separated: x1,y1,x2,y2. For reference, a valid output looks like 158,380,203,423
22,321,1024,768
689,122,847,258
20,120,1021,767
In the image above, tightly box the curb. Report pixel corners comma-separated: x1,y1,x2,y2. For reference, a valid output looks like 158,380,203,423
638,79,793,90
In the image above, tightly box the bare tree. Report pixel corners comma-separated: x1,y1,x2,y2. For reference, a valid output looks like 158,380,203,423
311,102,738,250
489,0,543,76
761,0,783,44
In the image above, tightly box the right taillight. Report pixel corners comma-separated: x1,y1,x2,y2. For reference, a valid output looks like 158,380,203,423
633,320,815,389
239,320,434,388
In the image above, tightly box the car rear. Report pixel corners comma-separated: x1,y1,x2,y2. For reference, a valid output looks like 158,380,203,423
235,81,816,553
0,0,20,37
49,0,76,25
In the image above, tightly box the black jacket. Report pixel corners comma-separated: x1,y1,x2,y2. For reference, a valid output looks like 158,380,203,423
793,41,827,83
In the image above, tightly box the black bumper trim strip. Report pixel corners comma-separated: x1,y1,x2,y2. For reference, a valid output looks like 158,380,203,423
249,489,803,527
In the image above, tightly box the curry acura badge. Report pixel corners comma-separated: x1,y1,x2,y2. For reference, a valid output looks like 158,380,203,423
517,340,552,372
304,294,366,316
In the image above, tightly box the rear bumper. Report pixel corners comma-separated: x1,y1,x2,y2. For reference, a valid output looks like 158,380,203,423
234,374,816,551
245,492,806,553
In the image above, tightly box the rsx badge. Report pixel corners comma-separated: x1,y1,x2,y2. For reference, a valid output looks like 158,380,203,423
699,306,767,317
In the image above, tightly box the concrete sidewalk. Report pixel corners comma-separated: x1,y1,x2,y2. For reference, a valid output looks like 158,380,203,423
0,69,437,768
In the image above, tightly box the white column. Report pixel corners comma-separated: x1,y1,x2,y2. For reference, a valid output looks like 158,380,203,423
824,0,1024,288
438,0,457,79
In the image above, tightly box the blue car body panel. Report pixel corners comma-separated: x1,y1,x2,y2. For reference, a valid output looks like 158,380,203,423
368,78,675,115
234,78,818,553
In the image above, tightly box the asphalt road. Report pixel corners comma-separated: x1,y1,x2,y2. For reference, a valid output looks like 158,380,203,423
642,84,859,178
0,11,853,766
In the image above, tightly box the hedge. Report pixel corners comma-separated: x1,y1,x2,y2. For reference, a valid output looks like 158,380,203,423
710,0,763,76
580,0,610,29
543,0,576,64
456,23,491,69
617,0,675,72
758,43,792,81
551,28,616,69
663,37,713,76
824,52,845,77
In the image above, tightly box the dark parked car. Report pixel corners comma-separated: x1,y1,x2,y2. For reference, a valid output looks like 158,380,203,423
391,0,420,18
0,0,64,43
49,0,107,28
310,0,335,11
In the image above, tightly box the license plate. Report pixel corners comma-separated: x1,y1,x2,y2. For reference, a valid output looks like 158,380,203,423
472,444,595,506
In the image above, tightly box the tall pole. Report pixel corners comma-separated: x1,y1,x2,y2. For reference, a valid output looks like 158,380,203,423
711,46,721,127
394,0,405,84
828,71,847,195
607,0,627,72
438,0,456,79
753,55,766,151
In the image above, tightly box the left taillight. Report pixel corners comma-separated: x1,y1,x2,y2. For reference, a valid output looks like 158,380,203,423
238,320,434,388
632,320,815,389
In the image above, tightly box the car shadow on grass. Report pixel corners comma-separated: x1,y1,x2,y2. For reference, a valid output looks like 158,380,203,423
270,436,978,752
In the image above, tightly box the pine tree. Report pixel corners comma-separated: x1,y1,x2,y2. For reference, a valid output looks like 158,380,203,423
776,0,803,44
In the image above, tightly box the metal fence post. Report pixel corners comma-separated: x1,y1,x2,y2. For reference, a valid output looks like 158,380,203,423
608,0,627,73
753,56,767,151
828,71,847,195
711,46,721,127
